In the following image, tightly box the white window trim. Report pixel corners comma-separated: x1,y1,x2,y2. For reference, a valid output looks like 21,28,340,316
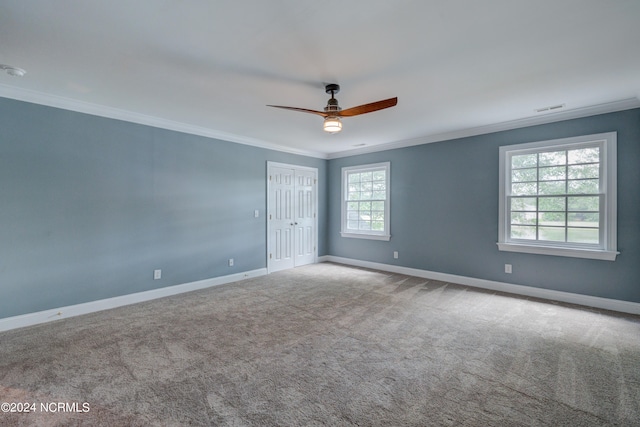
498,132,618,261
341,162,391,241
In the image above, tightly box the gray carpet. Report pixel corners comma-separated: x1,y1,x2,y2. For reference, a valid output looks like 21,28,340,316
0,262,639,426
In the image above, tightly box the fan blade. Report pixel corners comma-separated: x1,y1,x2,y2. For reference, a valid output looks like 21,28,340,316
267,105,328,117
338,97,398,117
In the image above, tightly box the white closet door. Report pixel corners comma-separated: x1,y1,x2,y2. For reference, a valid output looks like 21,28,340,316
293,168,316,267
268,166,295,272
267,163,317,273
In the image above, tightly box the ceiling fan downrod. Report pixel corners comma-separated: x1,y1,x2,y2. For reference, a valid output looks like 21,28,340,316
324,84,341,114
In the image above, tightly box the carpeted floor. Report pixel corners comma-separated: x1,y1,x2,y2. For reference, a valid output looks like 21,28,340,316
0,262,639,426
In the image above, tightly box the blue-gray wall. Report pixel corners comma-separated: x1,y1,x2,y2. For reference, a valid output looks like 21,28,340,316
1,96,638,321
328,108,640,303
0,97,326,319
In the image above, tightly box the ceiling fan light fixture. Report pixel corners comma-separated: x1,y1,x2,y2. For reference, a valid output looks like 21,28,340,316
323,116,342,133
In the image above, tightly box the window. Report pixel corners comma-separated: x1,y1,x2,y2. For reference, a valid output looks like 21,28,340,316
498,132,618,260
341,162,390,240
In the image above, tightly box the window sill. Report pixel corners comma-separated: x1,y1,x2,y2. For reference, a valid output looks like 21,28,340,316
341,232,391,241
497,242,618,261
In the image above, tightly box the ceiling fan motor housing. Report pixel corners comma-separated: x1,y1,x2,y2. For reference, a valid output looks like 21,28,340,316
325,98,341,113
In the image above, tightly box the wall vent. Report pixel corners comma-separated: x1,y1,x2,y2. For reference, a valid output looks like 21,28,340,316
535,104,565,113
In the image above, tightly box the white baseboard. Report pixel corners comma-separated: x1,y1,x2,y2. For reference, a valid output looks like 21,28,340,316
2,259,636,333
323,256,640,315
0,268,267,333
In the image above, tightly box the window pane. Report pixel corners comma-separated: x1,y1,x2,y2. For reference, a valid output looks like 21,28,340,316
539,166,566,181
568,212,599,227
358,221,371,230
348,173,361,183
512,168,537,182
372,221,385,231
538,197,565,211
372,191,386,200
347,202,358,211
347,211,360,220
539,227,565,241
347,220,359,229
347,192,360,201
510,197,536,211
538,212,565,226
568,164,599,179
372,181,386,191
568,196,599,212
511,212,536,225
512,154,537,168
511,225,536,239
371,211,384,221
361,191,372,199
539,181,565,195
360,181,372,191
360,172,373,182
512,182,537,195
371,201,384,210
539,151,566,166
372,171,386,181
359,201,371,211
568,179,599,194
358,214,371,223
568,147,599,164
567,228,599,244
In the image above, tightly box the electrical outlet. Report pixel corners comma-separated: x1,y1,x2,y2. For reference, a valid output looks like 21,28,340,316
228,258,234,267
254,210,259,218
505,264,512,274
154,269,162,280
393,251,399,259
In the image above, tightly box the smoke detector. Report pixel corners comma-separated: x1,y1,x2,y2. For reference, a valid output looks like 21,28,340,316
0,64,27,77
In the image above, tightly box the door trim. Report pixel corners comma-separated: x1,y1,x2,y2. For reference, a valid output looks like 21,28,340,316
267,162,318,273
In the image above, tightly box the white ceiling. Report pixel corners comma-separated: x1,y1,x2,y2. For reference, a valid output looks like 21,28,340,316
1,0,639,158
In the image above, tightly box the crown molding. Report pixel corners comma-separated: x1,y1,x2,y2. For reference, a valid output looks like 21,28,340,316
2,84,638,161
327,97,640,159
0,84,328,159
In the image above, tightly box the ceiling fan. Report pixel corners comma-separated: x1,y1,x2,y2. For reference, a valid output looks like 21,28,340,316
267,84,397,133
